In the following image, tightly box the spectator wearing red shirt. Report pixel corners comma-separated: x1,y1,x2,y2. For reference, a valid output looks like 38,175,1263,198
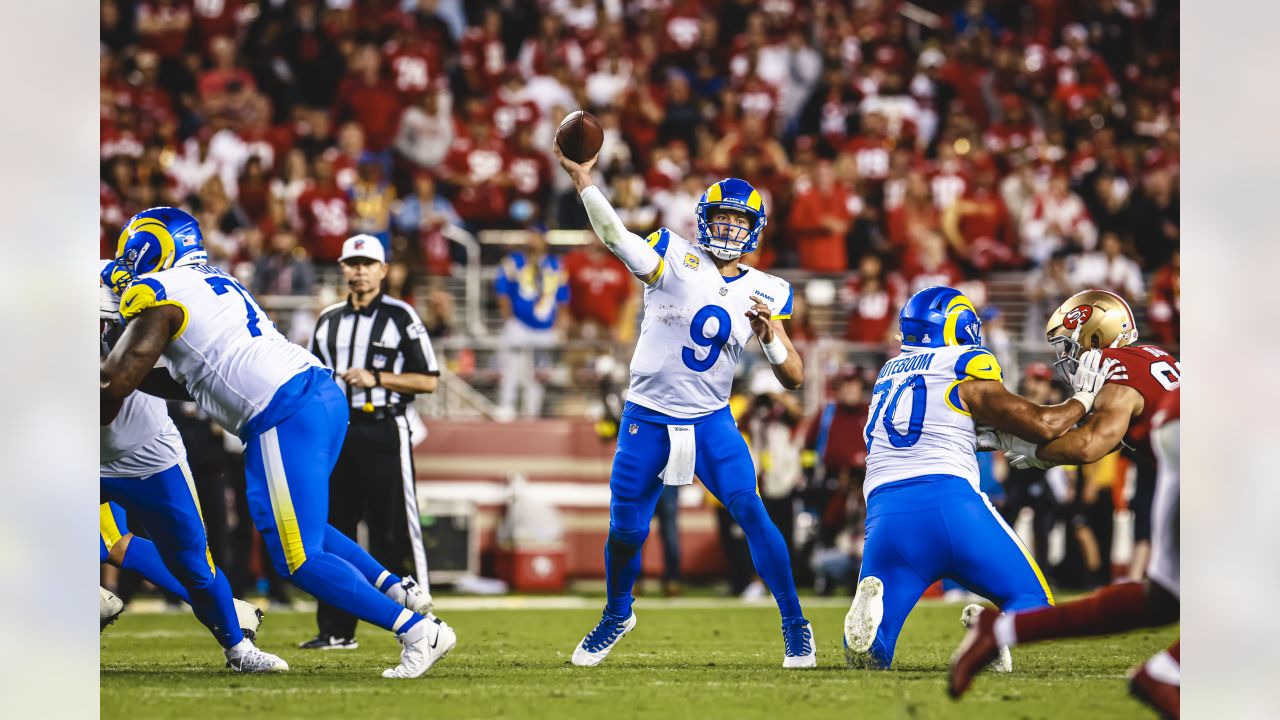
886,171,942,264
331,44,404,152
506,123,553,223
843,254,901,345
440,112,510,229
383,22,445,99
198,36,257,104
562,242,634,340
1148,249,1180,348
459,8,508,95
942,163,1021,272
789,161,852,273
191,0,246,55
901,231,966,297
296,155,352,264
135,0,191,60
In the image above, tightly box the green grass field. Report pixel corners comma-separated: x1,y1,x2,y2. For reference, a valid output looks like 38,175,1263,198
101,597,1176,720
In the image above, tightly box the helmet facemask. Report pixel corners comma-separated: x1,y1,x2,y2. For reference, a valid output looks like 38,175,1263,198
1048,332,1082,387
696,205,764,260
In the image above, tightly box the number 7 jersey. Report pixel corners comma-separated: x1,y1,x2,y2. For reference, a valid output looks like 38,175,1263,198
863,344,1004,498
626,228,794,418
118,264,322,436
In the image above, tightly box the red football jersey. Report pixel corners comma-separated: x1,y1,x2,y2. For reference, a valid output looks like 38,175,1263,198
1101,345,1182,461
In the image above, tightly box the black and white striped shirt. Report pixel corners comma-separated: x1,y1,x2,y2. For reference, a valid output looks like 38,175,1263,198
310,293,440,411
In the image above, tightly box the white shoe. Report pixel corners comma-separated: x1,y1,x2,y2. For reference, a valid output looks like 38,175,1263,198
571,612,637,667
782,620,817,669
844,576,885,668
382,616,456,679
740,580,767,602
100,587,124,632
234,599,264,641
961,603,1012,672
386,576,434,616
225,639,289,673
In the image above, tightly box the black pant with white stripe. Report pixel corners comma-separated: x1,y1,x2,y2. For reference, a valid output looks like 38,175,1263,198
316,414,427,639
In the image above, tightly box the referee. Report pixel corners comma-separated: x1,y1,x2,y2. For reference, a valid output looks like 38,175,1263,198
300,234,441,650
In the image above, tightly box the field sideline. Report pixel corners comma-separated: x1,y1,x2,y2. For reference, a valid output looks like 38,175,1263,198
101,597,1175,719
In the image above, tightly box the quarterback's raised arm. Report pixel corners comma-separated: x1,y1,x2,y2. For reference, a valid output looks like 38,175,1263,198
748,297,803,390
554,144,662,284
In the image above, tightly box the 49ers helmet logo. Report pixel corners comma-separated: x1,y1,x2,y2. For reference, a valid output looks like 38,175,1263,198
1062,305,1094,329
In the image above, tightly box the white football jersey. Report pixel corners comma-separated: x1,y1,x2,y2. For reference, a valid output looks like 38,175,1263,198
100,391,185,478
863,344,1004,498
626,229,794,418
120,264,321,436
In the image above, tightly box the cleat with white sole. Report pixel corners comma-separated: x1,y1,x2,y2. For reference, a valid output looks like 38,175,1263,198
844,576,885,669
961,604,1012,672
782,620,817,668
388,576,434,616
572,612,636,667
100,587,124,632
234,599,264,642
382,615,456,679
225,639,289,673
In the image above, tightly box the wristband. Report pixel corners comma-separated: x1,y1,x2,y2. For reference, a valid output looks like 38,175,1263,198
1070,390,1095,414
761,334,788,365
372,369,382,387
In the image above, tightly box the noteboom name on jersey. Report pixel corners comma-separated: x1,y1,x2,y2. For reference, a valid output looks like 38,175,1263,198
877,352,936,379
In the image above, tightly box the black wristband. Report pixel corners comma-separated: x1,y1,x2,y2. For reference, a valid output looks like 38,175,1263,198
372,369,382,387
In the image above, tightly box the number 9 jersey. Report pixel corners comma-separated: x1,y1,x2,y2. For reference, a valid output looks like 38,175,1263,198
863,344,1004,498
625,228,794,419
118,264,322,436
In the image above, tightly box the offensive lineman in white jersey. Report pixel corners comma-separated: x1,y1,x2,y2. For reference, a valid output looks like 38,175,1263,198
100,207,454,679
841,285,1107,670
99,274,275,669
554,143,816,667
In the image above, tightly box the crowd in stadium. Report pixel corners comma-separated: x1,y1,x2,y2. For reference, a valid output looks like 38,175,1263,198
100,0,1180,351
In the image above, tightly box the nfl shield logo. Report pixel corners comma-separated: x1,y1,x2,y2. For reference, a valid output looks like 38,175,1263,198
628,423,639,435
372,354,388,369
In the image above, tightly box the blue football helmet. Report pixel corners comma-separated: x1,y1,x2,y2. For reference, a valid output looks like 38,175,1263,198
114,207,207,278
695,178,767,260
898,286,983,348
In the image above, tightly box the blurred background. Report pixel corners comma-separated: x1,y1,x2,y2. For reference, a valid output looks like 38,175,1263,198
99,0,1178,604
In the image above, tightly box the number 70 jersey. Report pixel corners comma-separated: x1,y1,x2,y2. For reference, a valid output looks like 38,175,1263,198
863,344,1004,498
118,264,322,436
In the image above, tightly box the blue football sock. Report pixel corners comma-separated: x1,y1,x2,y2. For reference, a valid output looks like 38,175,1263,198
184,569,245,648
120,536,191,604
323,524,400,589
289,551,418,634
604,531,645,618
728,494,804,623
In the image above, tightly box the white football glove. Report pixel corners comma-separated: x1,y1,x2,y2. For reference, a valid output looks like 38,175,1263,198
1068,349,1117,413
1005,451,1056,470
976,429,1040,459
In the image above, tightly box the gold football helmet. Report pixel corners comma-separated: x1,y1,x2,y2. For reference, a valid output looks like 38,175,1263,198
1045,289,1139,384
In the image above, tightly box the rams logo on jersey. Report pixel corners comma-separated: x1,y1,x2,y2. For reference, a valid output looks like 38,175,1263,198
682,253,700,270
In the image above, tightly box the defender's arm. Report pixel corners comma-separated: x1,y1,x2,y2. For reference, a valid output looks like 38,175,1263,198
1034,383,1143,464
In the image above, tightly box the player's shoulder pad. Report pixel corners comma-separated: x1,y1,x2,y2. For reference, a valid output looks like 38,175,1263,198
953,346,1003,382
745,268,794,320
119,276,190,339
645,227,672,258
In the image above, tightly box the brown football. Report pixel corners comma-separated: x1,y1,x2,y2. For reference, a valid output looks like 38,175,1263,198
555,110,604,163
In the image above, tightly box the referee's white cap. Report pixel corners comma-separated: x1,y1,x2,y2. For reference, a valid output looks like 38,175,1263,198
339,234,386,263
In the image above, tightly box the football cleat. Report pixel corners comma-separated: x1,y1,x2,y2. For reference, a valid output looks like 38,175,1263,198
100,587,124,632
948,606,1002,698
382,616,456,679
571,612,637,667
961,604,1011,673
844,576,885,669
297,634,358,650
225,639,289,673
234,599,264,642
782,620,816,669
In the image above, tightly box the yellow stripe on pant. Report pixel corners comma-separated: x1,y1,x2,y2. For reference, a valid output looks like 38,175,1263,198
260,426,308,573
177,459,218,575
